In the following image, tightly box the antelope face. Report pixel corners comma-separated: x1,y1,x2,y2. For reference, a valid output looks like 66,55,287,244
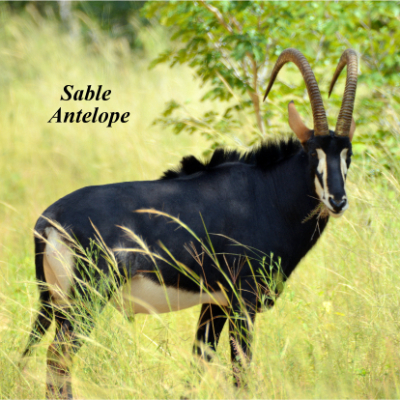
307,134,352,217
263,47,358,219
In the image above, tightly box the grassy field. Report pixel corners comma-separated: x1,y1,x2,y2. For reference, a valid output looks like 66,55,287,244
2,10,400,400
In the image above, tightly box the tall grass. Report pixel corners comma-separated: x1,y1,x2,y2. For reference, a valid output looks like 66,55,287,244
1,9,400,400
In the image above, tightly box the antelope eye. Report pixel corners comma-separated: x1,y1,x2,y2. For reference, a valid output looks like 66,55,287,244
311,152,317,157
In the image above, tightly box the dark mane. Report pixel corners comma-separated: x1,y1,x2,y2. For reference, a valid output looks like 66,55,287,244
161,137,302,180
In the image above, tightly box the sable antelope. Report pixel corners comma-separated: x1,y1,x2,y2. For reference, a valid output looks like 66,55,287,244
22,48,358,398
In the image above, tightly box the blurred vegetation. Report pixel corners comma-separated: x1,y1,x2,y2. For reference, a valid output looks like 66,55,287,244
3,1,399,168
144,1,400,168
2,1,147,48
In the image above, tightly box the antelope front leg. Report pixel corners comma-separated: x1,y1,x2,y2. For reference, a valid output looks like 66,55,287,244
193,303,228,361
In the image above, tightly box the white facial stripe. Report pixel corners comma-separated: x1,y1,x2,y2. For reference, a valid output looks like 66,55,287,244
314,175,324,200
340,148,348,181
316,149,328,198
315,148,348,216
316,149,326,175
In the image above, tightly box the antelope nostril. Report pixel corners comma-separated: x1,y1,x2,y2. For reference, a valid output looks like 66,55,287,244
329,198,346,211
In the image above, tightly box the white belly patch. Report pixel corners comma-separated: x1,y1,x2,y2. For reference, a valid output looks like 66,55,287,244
115,275,228,315
43,227,74,302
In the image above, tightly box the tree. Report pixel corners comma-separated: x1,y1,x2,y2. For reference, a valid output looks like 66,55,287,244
144,1,400,165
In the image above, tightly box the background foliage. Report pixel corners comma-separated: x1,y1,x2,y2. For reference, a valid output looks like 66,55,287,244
3,1,146,47
144,1,400,167
3,1,399,165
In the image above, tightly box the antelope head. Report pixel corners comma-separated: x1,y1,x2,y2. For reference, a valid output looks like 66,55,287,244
264,48,358,217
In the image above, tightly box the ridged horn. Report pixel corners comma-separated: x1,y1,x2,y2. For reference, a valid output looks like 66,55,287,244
264,48,329,136
328,49,358,136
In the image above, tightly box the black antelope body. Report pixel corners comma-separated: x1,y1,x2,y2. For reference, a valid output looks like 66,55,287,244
22,49,358,398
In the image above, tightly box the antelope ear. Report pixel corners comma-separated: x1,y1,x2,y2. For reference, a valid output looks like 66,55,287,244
288,101,312,144
349,117,356,141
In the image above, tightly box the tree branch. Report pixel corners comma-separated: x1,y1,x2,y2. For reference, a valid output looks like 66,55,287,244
199,0,234,34
249,57,265,136
200,1,264,135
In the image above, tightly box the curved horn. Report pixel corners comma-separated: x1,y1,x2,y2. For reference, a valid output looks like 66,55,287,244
328,49,358,136
264,48,329,136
